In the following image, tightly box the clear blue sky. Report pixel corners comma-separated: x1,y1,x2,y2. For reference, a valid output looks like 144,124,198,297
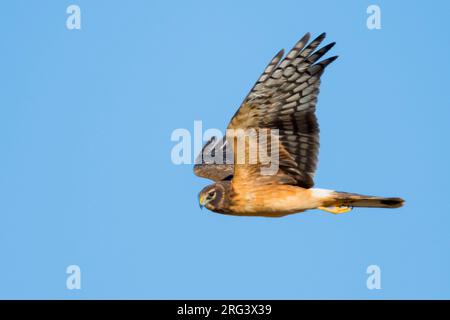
0,0,449,299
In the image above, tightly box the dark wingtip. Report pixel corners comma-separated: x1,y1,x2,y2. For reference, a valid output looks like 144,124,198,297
320,42,336,55
320,55,339,67
276,49,285,58
302,32,311,41
380,198,405,208
309,32,326,44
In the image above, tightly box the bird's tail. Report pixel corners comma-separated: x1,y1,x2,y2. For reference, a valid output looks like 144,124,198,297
329,191,404,209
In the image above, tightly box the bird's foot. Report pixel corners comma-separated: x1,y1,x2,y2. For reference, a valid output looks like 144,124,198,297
318,206,352,214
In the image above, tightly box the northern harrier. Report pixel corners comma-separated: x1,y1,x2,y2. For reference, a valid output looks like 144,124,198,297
194,33,404,217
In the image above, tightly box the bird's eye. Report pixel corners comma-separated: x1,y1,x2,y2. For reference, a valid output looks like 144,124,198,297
207,190,216,199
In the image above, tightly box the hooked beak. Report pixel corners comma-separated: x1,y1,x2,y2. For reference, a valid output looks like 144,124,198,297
199,193,212,210
199,194,206,210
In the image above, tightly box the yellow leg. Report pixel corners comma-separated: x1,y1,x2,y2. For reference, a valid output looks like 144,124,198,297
318,206,352,214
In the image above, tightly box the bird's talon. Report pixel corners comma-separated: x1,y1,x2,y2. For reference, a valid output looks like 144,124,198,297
318,206,352,214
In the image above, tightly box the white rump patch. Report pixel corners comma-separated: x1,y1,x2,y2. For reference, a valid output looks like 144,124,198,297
311,188,334,200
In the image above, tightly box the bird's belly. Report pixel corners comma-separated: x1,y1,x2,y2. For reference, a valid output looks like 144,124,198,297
229,185,320,217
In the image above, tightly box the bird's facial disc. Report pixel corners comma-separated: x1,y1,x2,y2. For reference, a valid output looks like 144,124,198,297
199,188,217,209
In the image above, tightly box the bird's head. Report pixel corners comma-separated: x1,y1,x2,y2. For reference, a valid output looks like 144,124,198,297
198,181,231,213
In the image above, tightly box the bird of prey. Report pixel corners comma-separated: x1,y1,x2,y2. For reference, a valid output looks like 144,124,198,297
194,33,404,217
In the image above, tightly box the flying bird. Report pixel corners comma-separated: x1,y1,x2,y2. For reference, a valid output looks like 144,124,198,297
194,33,404,217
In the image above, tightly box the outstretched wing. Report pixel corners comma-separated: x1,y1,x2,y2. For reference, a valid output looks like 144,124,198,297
228,33,337,189
193,136,233,181
193,50,286,182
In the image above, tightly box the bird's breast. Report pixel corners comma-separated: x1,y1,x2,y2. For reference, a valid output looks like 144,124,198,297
228,184,319,216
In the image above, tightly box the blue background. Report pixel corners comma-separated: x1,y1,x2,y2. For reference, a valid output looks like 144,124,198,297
1,0,449,299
